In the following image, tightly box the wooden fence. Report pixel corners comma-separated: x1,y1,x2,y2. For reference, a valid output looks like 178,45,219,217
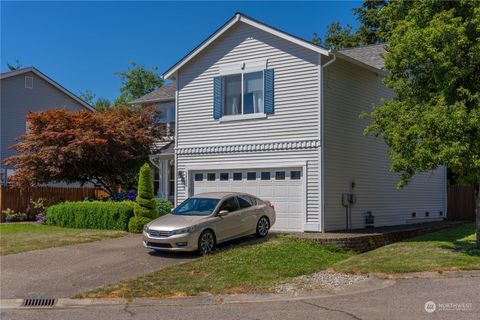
448,183,476,221
0,186,107,220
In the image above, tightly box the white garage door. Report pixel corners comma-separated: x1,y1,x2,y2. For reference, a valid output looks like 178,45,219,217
190,168,304,231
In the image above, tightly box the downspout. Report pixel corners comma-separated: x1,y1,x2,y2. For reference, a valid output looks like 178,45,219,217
174,73,179,207
319,51,336,232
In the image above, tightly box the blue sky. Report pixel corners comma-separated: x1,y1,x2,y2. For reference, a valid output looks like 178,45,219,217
1,1,360,102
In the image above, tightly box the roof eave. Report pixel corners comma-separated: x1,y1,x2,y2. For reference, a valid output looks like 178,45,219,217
131,97,175,105
1,67,95,112
163,13,329,80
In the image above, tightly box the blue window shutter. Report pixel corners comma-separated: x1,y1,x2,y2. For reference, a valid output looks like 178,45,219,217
264,69,274,114
213,76,222,120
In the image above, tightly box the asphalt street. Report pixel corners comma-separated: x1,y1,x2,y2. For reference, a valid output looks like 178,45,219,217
2,273,479,320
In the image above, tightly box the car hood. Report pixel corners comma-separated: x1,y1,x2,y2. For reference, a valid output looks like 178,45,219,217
148,214,209,231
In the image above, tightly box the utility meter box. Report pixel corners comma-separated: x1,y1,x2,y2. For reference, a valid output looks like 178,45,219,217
342,193,356,207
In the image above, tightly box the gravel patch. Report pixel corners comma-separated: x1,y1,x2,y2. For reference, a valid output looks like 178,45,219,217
274,271,369,294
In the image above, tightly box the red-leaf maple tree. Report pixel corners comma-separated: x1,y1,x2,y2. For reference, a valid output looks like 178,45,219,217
5,107,163,195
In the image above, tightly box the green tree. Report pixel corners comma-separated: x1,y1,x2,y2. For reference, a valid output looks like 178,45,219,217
323,21,359,49
79,89,96,105
365,1,480,247
313,0,387,49
129,163,158,232
114,62,163,107
93,97,111,112
79,89,111,112
354,0,388,45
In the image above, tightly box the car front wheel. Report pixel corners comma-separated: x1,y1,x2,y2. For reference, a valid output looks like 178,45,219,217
256,216,270,238
198,230,216,254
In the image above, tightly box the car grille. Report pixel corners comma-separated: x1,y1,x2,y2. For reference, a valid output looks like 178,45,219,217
148,230,170,237
146,242,172,248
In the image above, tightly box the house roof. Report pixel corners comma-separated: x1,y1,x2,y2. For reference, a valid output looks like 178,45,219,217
151,138,175,155
131,82,176,105
163,12,330,80
338,44,386,70
0,67,95,112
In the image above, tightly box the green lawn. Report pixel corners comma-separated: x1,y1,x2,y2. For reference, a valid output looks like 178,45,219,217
0,223,127,255
77,223,480,299
333,223,480,274
77,236,353,298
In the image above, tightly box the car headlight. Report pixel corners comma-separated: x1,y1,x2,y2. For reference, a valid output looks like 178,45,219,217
170,226,196,235
143,224,150,233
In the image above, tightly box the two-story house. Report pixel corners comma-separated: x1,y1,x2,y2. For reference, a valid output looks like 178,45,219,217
141,13,446,232
0,67,94,183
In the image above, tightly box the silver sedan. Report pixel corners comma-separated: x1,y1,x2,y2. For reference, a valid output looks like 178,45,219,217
143,192,276,254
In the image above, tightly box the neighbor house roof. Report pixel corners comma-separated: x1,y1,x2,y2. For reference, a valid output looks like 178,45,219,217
162,12,330,80
131,82,176,105
0,67,95,112
338,44,386,70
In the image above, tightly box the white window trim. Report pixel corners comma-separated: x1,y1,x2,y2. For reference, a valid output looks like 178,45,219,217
219,112,267,123
219,59,267,76
219,64,266,120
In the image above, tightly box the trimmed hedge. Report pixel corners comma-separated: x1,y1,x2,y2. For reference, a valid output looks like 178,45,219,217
47,201,134,231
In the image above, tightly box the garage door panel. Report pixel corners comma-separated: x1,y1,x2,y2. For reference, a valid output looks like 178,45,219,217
257,186,273,198
245,186,258,194
230,185,244,192
272,185,289,197
191,167,304,232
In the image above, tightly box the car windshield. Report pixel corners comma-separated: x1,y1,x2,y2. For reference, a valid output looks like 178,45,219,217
173,198,220,216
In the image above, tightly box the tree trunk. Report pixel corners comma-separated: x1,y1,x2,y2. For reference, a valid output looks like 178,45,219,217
477,183,480,249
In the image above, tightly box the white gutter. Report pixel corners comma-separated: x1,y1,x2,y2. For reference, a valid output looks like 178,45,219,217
322,52,337,68
319,52,336,233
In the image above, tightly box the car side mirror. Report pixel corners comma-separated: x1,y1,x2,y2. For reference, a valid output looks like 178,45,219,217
218,210,230,217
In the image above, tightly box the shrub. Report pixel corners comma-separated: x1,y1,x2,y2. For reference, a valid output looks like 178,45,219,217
131,163,158,224
128,216,151,233
137,163,154,199
32,198,49,224
3,208,15,222
153,198,173,215
36,212,47,224
47,201,134,231
3,209,28,222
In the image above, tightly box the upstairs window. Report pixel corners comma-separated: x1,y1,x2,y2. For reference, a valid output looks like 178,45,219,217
223,71,264,116
213,67,274,120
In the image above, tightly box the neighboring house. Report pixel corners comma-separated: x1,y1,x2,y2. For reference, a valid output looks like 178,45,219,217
131,82,176,202
146,13,447,232
0,67,94,183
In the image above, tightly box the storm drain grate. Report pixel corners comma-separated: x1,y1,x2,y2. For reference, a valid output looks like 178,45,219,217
22,298,56,307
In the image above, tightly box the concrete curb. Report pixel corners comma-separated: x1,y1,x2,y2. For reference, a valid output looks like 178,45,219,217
0,276,394,310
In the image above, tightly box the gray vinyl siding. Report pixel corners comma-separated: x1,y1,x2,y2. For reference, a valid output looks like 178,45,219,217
175,21,320,224
323,58,446,231
1,71,86,168
176,22,320,146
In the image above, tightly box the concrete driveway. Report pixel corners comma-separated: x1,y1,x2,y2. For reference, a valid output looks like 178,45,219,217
0,234,196,299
